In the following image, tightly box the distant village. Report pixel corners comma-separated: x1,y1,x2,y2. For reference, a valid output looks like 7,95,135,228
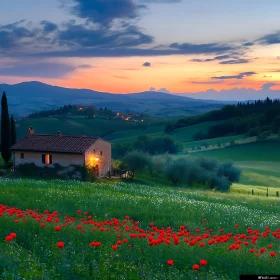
19,105,146,123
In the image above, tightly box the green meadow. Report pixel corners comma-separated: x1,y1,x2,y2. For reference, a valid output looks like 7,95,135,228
0,179,280,279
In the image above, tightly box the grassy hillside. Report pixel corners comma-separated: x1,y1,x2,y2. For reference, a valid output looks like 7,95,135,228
0,178,280,279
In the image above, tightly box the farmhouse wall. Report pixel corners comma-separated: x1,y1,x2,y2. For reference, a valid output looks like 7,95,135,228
85,139,111,177
14,151,84,169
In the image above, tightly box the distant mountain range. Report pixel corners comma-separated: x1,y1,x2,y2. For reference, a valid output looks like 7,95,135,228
0,81,234,118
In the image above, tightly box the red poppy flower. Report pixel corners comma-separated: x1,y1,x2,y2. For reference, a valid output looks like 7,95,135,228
14,220,19,223
5,235,13,242
40,223,46,227
270,252,276,257
199,242,205,247
260,248,266,254
112,245,118,250
167,260,174,266
54,226,61,231
10,233,16,238
77,210,81,214
235,224,239,228
202,219,207,223
57,242,64,248
249,249,255,253
267,245,273,249
200,260,207,266
193,264,200,270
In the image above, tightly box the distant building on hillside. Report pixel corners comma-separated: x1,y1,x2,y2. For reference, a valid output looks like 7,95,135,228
9,127,111,177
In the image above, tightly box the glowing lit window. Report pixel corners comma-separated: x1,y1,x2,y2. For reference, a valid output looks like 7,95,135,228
42,154,52,165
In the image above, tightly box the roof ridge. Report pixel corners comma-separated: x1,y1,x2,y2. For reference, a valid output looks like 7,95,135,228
28,134,99,138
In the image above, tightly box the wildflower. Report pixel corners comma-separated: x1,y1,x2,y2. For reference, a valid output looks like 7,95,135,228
167,260,174,266
202,219,207,223
10,233,16,238
193,264,200,270
54,226,61,231
5,235,13,242
112,245,118,250
200,260,207,266
199,242,205,247
270,252,276,257
57,242,64,248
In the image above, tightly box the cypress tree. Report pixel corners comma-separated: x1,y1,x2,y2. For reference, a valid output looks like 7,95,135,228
11,115,16,146
1,92,11,162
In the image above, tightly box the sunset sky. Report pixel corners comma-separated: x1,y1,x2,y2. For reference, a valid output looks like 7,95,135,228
0,0,280,96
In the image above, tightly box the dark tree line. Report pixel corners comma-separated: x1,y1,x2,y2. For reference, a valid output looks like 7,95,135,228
166,97,280,140
28,105,115,119
1,92,16,163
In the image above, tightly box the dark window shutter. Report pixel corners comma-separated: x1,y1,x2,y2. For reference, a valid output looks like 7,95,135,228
42,154,45,163
50,155,52,164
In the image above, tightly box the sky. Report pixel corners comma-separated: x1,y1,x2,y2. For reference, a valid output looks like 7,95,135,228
0,0,280,99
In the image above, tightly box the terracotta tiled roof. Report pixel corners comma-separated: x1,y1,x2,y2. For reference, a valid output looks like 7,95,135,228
10,134,100,154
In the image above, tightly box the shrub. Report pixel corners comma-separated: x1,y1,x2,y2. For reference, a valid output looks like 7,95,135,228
217,162,241,183
164,158,191,185
122,151,152,179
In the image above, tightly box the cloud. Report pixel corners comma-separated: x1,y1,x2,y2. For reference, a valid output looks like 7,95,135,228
0,20,36,49
219,59,250,64
211,71,256,80
68,0,144,26
190,55,234,62
58,22,153,48
142,62,151,67
40,20,58,33
243,42,254,47
261,82,278,90
149,87,170,93
258,31,280,45
190,55,249,64
170,42,235,54
190,80,225,85
140,0,181,3
0,63,76,78
78,64,92,68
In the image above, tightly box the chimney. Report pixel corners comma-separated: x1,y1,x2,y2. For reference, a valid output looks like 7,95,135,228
28,126,34,136
57,131,62,137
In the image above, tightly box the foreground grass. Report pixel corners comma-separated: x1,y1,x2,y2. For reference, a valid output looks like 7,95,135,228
0,179,280,279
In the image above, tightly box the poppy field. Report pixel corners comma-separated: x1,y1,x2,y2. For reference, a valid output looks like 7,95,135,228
0,178,280,279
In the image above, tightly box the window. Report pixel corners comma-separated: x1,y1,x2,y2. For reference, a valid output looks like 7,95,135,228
100,151,103,156
42,154,52,165
20,153,24,159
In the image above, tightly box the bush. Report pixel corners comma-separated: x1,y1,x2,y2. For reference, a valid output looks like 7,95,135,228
164,158,192,185
162,156,240,192
217,162,241,183
122,151,152,179
15,163,89,181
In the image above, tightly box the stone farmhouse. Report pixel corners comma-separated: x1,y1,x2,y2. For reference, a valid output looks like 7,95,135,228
9,127,112,177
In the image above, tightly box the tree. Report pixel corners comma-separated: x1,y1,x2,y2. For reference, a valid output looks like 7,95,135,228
11,115,16,146
1,92,11,162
